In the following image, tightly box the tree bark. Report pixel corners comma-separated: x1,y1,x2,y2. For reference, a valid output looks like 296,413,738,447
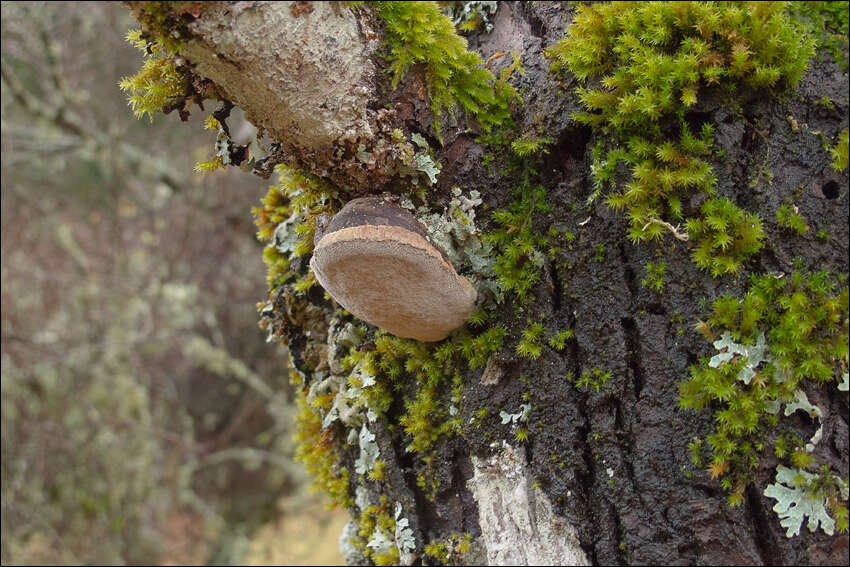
128,2,849,565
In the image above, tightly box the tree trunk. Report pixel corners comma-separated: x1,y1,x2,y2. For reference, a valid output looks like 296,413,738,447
127,2,849,565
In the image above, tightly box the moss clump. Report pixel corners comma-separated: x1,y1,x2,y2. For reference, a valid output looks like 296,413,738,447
600,123,717,243
424,532,473,565
511,134,554,158
680,268,849,505
119,29,189,122
573,368,612,392
353,497,400,566
516,321,544,359
831,128,849,172
547,1,812,274
641,260,667,292
792,0,850,72
549,2,814,130
776,203,810,235
484,183,550,301
685,196,765,276
293,385,354,508
252,165,340,288
548,328,575,351
371,328,503,455
373,1,517,140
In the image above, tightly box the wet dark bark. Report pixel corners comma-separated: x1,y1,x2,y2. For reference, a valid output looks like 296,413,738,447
431,4,849,565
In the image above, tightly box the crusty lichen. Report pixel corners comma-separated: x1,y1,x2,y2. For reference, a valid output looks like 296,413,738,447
467,442,589,565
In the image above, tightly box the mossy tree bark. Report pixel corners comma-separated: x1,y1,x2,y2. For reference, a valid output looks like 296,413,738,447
127,2,848,565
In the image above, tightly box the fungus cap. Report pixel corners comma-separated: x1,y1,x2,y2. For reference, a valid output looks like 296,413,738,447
310,197,477,342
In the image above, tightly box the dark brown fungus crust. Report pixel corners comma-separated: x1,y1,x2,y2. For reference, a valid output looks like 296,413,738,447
310,197,477,342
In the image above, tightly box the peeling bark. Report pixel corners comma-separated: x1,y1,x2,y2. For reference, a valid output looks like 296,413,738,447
178,2,380,148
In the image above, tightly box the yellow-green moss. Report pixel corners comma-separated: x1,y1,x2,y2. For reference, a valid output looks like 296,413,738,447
424,532,473,565
831,128,849,172
776,203,810,235
373,1,517,140
252,166,340,288
293,386,354,509
791,0,850,72
119,29,188,122
353,497,400,566
680,267,848,505
547,1,813,273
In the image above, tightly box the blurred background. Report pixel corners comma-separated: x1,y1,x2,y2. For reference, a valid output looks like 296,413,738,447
1,2,347,564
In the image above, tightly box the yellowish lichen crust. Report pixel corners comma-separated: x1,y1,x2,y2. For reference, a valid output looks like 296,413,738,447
310,224,477,342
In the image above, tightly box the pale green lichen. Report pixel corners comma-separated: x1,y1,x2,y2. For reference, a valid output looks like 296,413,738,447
394,503,416,565
765,466,849,537
354,424,380,475
415,187,500,298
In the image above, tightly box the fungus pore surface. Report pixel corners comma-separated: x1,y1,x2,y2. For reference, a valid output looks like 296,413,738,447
310,197,477,341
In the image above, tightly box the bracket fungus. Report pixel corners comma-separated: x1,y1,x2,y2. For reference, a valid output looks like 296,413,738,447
310,196,477,342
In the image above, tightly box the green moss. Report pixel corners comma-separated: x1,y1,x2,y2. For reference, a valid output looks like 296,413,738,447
424,540,450,563
831,128,849,172
372,329,499,455
641,260,667,292
685,197,765,276
548,329,574,351
547,1,812,275
549,2,814,126
815,96,836,110
484,183,550,301
373,1,517,141
791,0,850,71
293,387,354,509
467,306,488,327
353,497,400,566
424,532,473,565
129,2,189,54
252,165,340,288
679,268,849,504
600,123,717,243
573,368,612,392
511,134,554,158
460,327,507,368
776,203,810,234
119,29,189,122
516,321,544,359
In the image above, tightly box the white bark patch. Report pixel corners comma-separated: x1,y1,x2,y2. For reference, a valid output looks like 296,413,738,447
467,442,589,566
183,1,378,150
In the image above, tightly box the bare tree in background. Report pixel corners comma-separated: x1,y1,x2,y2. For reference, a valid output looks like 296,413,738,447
2,3,311,564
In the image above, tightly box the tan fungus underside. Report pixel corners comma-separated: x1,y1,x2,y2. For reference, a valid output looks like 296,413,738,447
310,225,477,342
